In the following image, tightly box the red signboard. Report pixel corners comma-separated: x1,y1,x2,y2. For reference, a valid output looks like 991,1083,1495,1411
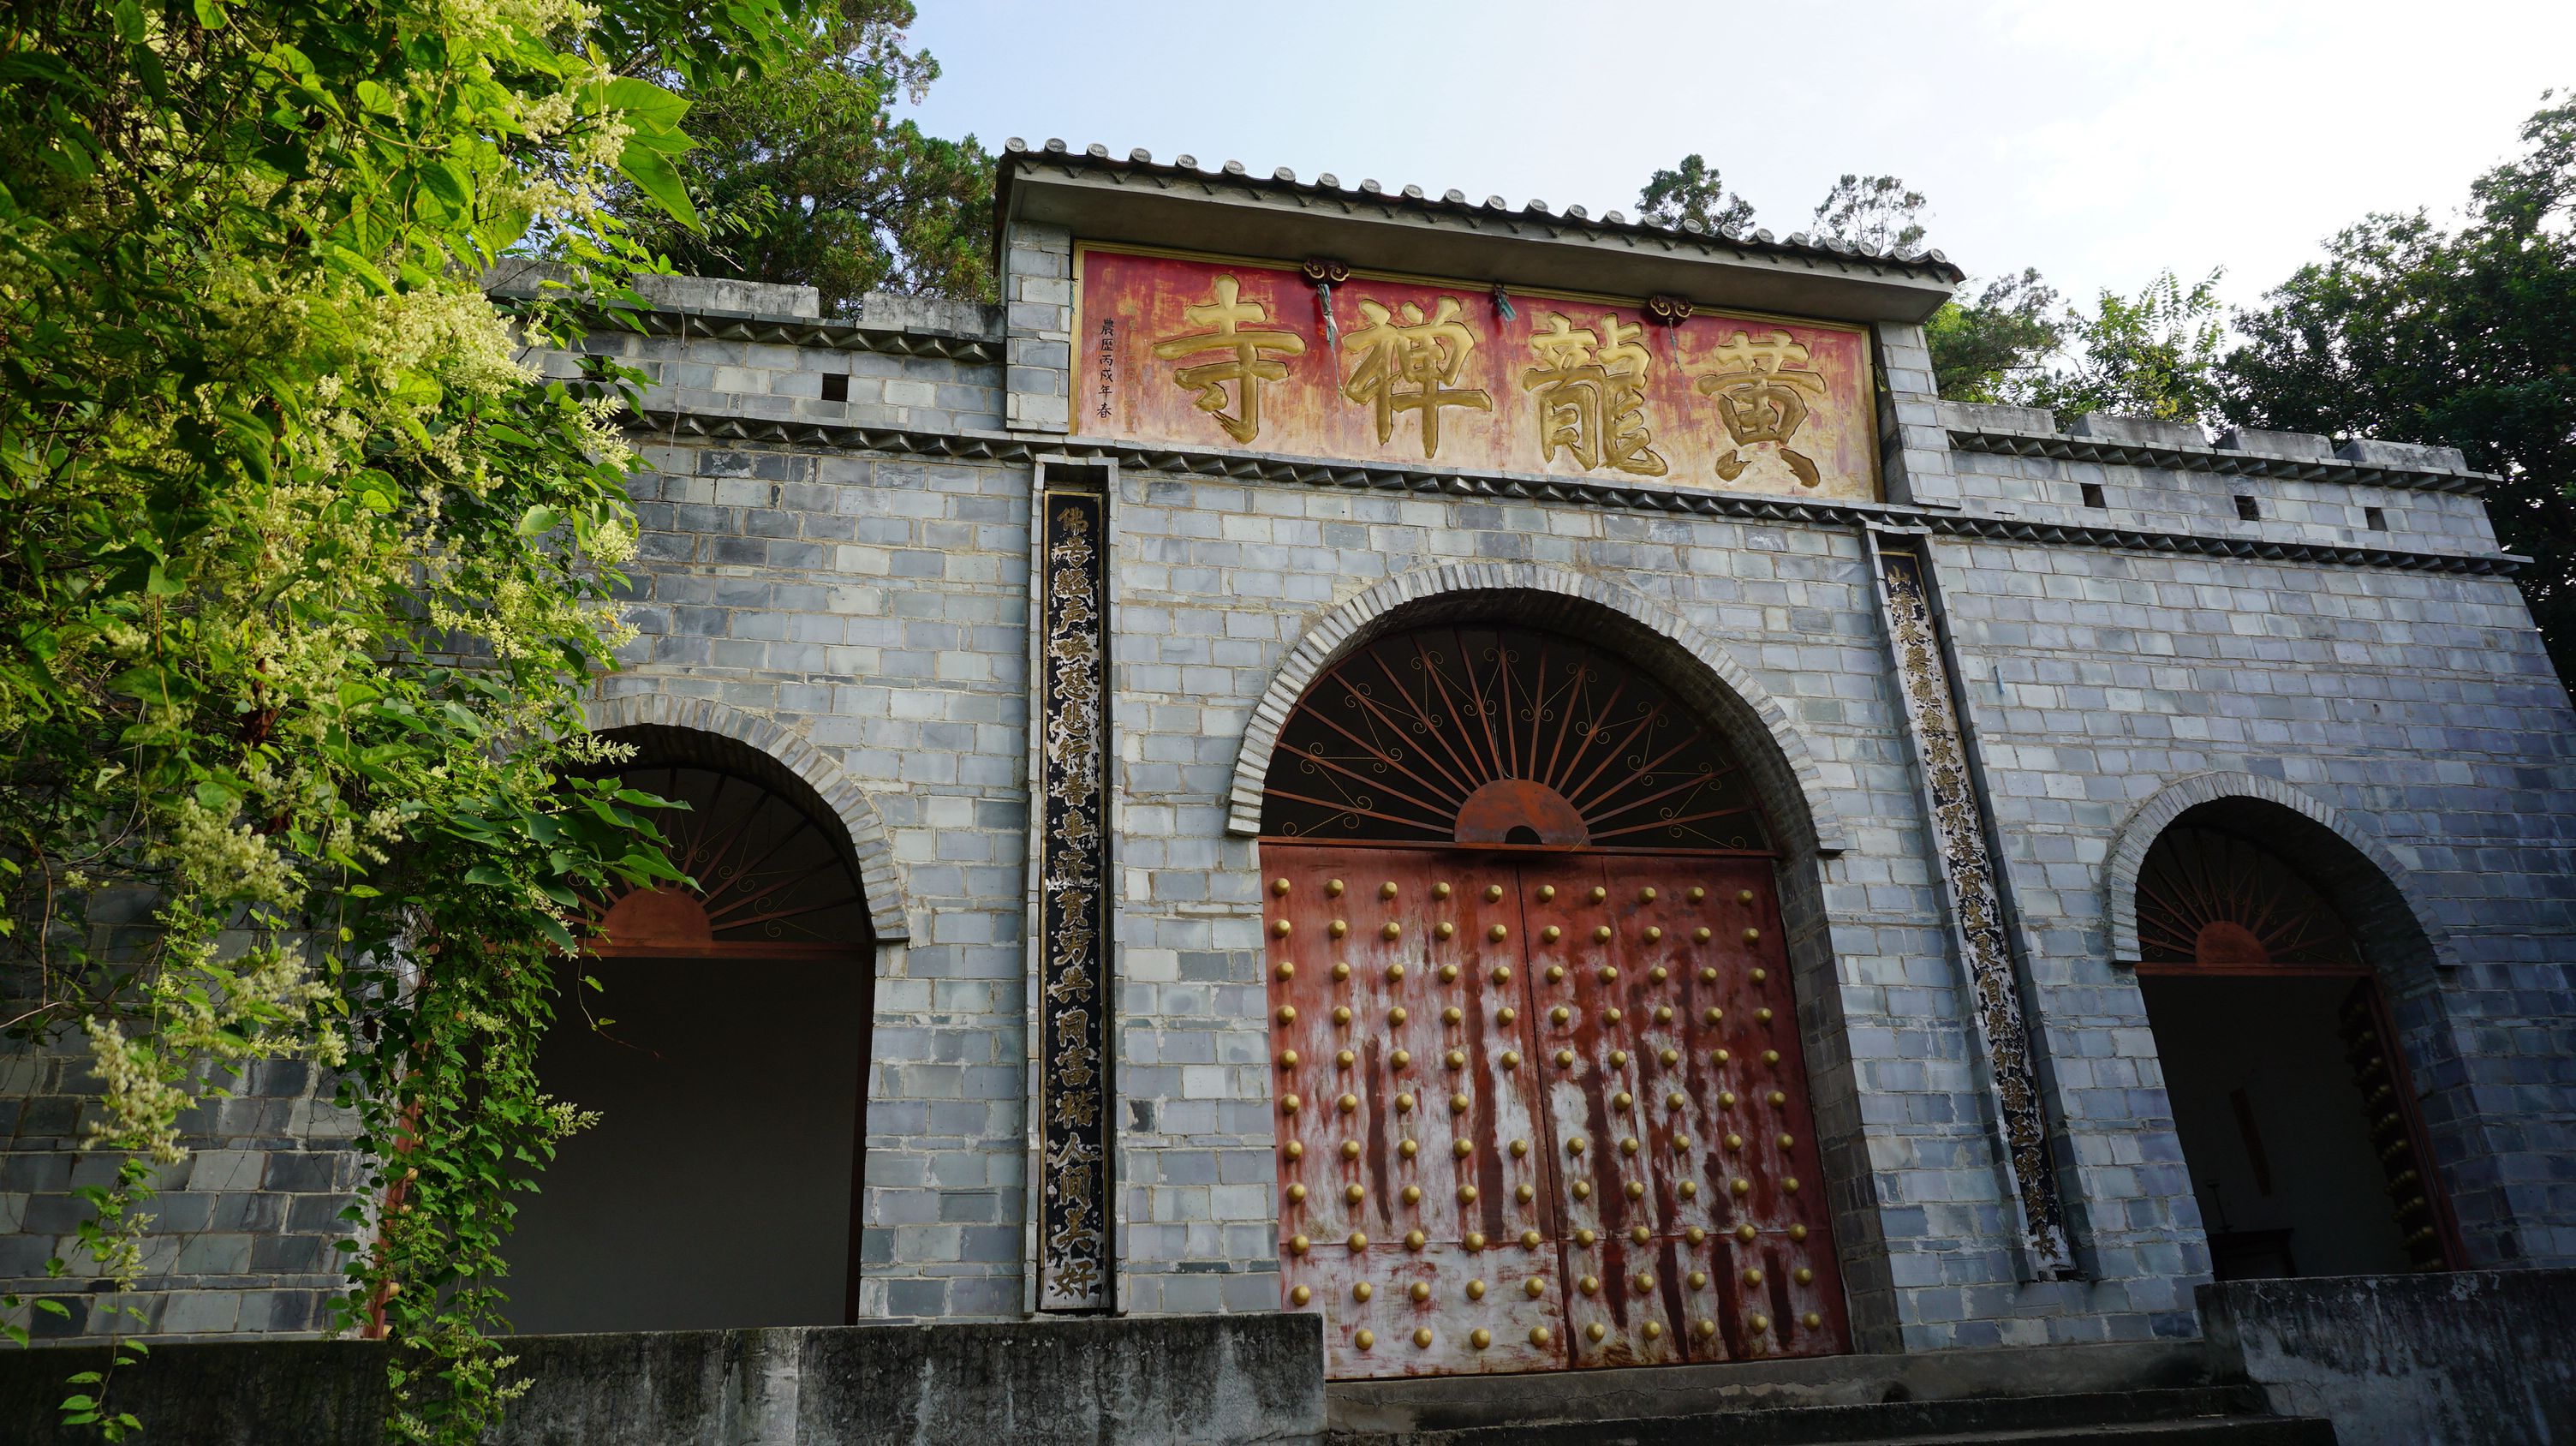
1076,245,1880,502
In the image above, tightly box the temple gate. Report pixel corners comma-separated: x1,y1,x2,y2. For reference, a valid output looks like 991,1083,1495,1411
1258,623,1848,1377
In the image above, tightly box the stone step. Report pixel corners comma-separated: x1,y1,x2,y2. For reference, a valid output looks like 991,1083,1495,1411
1326,1341,2233,1436
1873,1421,2334,1445
1332,1385,2336,1446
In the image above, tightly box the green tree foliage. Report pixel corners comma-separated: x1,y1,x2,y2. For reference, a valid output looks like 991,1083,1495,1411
1810,173,1928,254
617,0,996,315
0,0,802,1437
2024,269,2228,422
2225,93,2576,693
1925,269,2064,403
1637,153,1756,235
1783,170,2064,403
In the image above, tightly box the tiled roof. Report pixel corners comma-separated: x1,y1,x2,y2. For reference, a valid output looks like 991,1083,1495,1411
998,138,1968,285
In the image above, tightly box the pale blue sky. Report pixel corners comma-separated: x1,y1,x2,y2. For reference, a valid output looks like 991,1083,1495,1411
899,0,2573,319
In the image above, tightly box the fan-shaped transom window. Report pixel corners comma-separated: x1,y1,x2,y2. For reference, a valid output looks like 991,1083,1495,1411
2136,826,2360,969
593,765,872,954
1261,624,1770,852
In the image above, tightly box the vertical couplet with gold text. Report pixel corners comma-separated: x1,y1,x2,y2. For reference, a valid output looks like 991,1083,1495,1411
1033,479,1114,1311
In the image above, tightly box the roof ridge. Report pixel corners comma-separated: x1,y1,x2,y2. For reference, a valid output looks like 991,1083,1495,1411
1000,138,1967,284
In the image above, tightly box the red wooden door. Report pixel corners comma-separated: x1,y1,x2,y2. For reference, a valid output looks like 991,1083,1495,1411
1267,846,1566,1377
1264,843,1848,1379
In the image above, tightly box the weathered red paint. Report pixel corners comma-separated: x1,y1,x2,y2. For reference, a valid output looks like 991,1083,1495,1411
599,885,715,947
1078,246,1880,502
1452,779,1590,847
1265,844,1848,1380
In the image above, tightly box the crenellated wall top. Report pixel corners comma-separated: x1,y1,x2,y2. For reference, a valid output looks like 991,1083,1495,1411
1941,401,2490,495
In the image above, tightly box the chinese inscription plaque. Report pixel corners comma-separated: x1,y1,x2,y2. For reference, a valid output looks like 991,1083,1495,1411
1082,246,1877,501
1147,274,1305,444
1340,296,1494,457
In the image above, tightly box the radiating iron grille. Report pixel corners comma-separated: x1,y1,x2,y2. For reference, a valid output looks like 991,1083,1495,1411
1261,625,1769,851
2136,826,2359,968
590,766,871,949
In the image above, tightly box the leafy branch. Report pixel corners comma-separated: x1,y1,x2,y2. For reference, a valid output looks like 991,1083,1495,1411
0,0,804,1438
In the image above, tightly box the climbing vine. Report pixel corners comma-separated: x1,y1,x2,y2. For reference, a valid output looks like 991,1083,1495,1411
0,0,812,1438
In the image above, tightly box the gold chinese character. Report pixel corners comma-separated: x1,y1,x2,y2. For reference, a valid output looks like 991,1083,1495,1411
1149,275,1306,444
1522,312,1667,476
1694,328,1828,488
1340,296,1492,458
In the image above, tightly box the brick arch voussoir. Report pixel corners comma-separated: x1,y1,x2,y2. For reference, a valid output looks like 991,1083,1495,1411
2102,769,2456,969
584,691,910,943
1225,562,1852,858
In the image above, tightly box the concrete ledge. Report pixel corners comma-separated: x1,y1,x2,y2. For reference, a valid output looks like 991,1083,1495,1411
484,260,822,320
2200,1269,2576,1446
2072,412,2208,450
630,272,822,320
2216,427,2339,464
2336,436,2471,475
0,1313,1326,1445
1940,404,2493,493
484,264,1003,358
1325,1340,2221,1435
1937,399,2058,437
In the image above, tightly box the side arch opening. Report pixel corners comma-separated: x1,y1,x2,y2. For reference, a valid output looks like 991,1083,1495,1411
503,724,877,1332
2129,797,2466,1280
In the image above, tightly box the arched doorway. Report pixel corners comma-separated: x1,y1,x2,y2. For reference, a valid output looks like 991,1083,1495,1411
2132,813,2463,1281
1260,621,1850,1379
504,727,876,1332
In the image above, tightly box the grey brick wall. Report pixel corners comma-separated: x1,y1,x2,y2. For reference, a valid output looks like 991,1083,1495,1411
1941,402,2501,556
1929,533,2576,1271
557,327,1003,433
6,263,2570,1359
605,434,1038,1322
0,1045,359,1340
1875,321,1963,510
1004,222,1073,433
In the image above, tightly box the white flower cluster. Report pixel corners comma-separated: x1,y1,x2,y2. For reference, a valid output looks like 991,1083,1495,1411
584,515,637,567
536,1094,600,1138
82,929,343,1166
83,1019,194,1166
559,732,641,768
164,797,304,909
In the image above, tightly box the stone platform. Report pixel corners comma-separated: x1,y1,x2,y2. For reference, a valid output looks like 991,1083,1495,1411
0,1312,1327,1445
1327,1340,2328,1444
4,1271,2573,1443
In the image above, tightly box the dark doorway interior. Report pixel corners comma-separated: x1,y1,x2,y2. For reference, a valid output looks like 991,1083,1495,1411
505,955,869,1333
2141,973,2412,1280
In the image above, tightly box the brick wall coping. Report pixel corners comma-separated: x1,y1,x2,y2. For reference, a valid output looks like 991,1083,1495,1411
1942,402,2493,496
485,260,1002,360
599,305,1002,362
634,409,2527,580
496,296,1002,362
